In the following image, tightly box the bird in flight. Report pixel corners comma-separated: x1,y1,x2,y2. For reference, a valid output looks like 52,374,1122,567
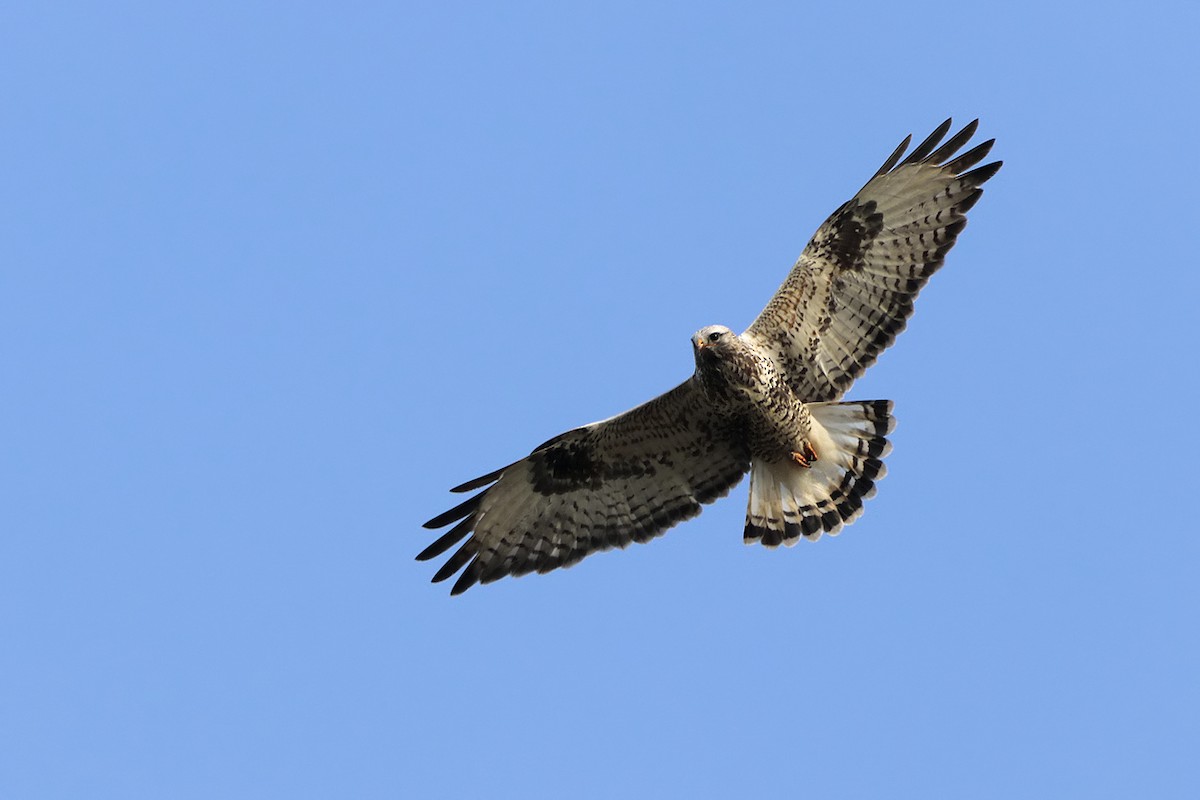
421,119,1001,594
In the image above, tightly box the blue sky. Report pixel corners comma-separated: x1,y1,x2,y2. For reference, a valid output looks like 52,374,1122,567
3,2,1199,798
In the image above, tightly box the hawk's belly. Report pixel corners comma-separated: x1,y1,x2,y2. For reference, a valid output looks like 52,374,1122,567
735,380,815,462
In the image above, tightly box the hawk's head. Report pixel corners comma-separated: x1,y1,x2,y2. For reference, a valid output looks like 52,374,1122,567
692,324,734,360
692,324,758,387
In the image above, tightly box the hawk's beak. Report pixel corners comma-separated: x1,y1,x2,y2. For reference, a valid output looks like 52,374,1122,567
696,339,709,350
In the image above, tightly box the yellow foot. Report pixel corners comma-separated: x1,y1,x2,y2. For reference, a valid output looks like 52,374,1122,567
790,442,818,468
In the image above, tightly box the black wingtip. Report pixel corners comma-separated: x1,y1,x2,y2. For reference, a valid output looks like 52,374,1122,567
927,119,979,165
415,518,473,562
962,160,1003,187
955,188,984,215
450,469,502,493
431,544,475,583
423,494,482,529
943,139,995,174
902,118,953,165
450,559,483,595
874,134,912,178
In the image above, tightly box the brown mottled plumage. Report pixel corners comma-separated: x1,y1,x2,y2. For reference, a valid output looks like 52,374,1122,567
421,119,1001,594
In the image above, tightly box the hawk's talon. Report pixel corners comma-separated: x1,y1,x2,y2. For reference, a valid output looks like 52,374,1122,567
787,443,816,470
791,443,818,468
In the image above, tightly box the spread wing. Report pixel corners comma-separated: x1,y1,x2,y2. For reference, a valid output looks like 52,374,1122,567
743,119,1002,402
419,381,750,594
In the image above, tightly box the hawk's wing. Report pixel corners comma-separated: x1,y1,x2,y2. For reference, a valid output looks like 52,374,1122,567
420,380,750,594
743,119,1002,402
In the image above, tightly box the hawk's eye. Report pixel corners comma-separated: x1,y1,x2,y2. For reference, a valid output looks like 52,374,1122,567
708,331,722,343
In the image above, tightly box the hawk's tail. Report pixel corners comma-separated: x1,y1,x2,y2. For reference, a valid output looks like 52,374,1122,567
744,400,895,547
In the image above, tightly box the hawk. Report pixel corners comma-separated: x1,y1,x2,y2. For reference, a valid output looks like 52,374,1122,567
421,119,1001,594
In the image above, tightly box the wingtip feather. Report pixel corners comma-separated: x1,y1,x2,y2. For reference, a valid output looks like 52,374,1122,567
431,544,476,583
927,119,979,165
955,188,984,215
450,559,483,595
874,134,912,178
415,518,473,561
943,139,995,174
423,494,481,529
962,160,1003,187
902,118,953,165
450,465,508,493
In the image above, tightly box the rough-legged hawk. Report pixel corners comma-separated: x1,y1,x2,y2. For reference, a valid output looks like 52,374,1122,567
421,119,1001,594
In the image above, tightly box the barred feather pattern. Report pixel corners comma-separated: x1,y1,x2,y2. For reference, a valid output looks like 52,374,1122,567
743,119,1001,402
744,400,895,547
420,381,751,595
